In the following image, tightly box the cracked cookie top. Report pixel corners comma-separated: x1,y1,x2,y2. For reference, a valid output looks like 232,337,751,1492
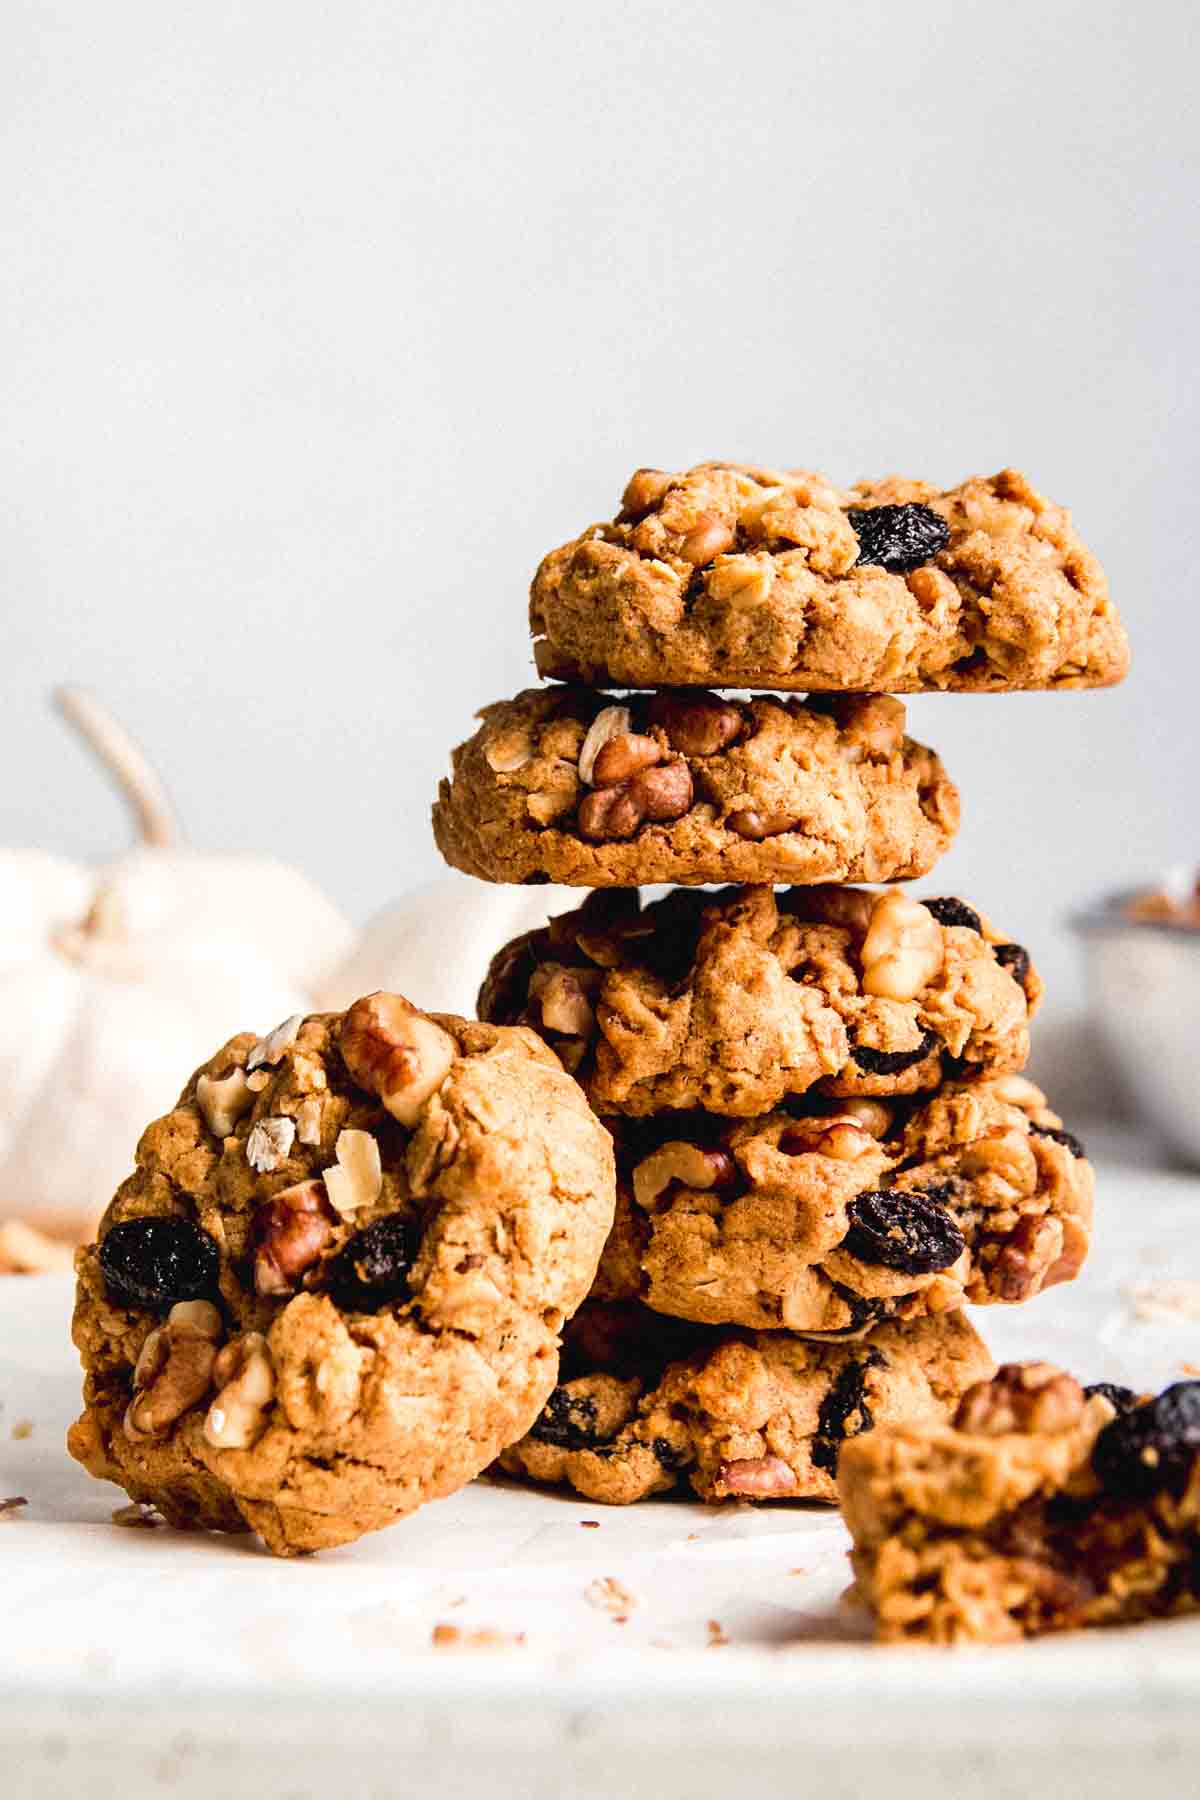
479,884,1041,1117
530,464,1129,693
433,686,958,888
499,1303,992,1506
69,995,615,1555
839,1366,1200,1642
592,1074,1093,1334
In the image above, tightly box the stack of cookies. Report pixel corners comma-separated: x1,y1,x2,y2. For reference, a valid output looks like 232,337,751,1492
434,460,1129,1506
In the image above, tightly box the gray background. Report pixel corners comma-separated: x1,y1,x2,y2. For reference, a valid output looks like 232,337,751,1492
3,0,1195,1100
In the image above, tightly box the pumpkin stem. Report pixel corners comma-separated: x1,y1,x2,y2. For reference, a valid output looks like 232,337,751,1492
54,687,180,848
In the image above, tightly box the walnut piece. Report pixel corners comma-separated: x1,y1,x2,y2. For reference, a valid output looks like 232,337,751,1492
196,1068,254,1139
204,1333,275,1450
340,992,456,1126
323,1128,383,1217
954,1362,1085,1437
860,892,944,1001
778,1116,876,1163
253,1179,337,1295
124,1300,223,1442
716,1454,798,1498
633,1142,736,1210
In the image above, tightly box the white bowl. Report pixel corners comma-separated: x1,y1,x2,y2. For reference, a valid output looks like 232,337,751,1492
1074,892,1200,1168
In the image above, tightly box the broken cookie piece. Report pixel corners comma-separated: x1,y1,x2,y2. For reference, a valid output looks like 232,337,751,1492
839,1365,1200,1642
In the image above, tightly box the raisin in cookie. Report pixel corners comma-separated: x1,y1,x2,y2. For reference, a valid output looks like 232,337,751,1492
592,1075,1092,1335
68,995,615,1555
479,884,1041,1116
433,686,958,887
498,1304,992,1505
530,464,1128,693
840,1364,1200,1643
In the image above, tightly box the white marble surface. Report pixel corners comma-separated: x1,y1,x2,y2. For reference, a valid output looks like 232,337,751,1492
3,1142,1199,1799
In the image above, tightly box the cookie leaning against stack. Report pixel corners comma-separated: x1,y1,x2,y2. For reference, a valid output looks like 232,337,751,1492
437,459,1125,1505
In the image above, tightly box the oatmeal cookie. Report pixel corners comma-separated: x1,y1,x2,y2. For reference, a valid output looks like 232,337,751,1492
479,884,1041,1116
591,1075,1092,1334
68,996,615,1555
498,1305,992,1505
433,687,958,887
530,464,1128,693
840,1365,1200,1642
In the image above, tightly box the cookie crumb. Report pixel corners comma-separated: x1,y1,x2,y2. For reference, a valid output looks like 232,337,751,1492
579,1519,600,1529
11,1420,33,1441
1124,1280,1200,1323
112,1501,164,1529
431,1624,526,1651
706,1618,730,1647
0,1496,28,1519
789,1567,808,1576
584,1576,639,1621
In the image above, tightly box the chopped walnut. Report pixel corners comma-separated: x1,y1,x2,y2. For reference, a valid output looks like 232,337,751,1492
715,1454,798,1498
203,1333,275,1451
632,1142,736,1210
196,1067,254,1139
860,892,943,1001
340,992,456,1127
253,1180,337,1295
955,1363,1085,1437
124,1300,223,1441
323,1128,383,1217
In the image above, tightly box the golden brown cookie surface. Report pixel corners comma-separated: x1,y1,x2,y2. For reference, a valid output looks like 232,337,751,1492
479,885,1041,1117
592,1075,1092,1334
839,1366,1200,1643
69,997,615,1555
433,687,958,887
499,1304,992,1505
530,464,1128,693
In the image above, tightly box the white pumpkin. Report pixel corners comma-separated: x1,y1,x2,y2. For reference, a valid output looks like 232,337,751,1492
315,872,580,1020
0,690,354,1236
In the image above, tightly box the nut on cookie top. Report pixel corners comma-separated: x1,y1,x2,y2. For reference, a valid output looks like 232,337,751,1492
530,462,1128,693
69,994,616,1555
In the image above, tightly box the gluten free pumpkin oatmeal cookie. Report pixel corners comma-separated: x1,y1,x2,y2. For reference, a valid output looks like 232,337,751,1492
499,1304,991,1506
479,884,1040,1117
530,464,1128,693
590,1074,1092,1335
840,1366,1200,1642
69,995,615,1555
433,686,958,888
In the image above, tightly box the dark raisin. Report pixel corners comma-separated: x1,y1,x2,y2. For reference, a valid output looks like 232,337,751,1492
993,942,1031,988
847,503,949,573
521,872,552,885
1092,1382,1200,1498
529,1387,604,1450
923,897,982,934
327,1215,414,1312
812,1351,885,1472
1083,1382,1139,1413
99,1217,220,1311
850,1028,938,1077
1030,1122,1087,1161
938,1052,971,1083
841,1188,966,1275
652,1436,690,1472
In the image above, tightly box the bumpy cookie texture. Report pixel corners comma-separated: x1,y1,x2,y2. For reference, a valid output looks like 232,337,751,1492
479,884,1041,1117
499,1305,992,1505
433,686,958,887
68,996,615,1556
592,1074,1092,1334
840,1365,1200,1643
530,464,1129,693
